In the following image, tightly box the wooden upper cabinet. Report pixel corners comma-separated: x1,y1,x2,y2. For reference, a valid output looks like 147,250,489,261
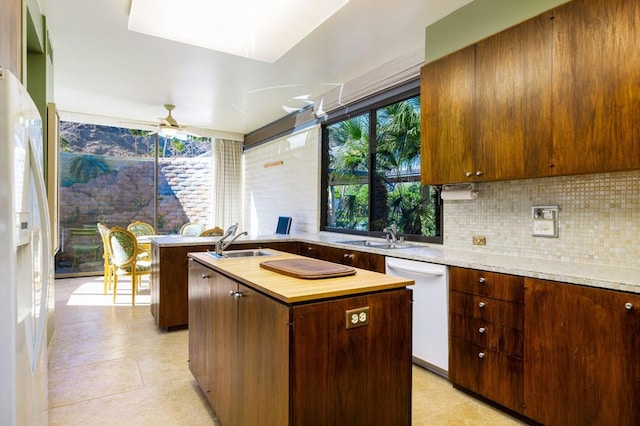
475,11,553,181
551,0,640,175
421,45,476,185
421,0,640,184
421,12,553,185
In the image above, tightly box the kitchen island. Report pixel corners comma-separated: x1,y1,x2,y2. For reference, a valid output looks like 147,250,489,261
187,250,414,426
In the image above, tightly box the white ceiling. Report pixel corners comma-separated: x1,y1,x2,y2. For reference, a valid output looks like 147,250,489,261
42,0,473,135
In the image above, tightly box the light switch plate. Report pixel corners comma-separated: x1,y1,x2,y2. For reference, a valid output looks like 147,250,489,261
532,206,559,237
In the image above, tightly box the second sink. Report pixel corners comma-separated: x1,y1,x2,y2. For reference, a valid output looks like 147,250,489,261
207,249,276,259
336,240,414,250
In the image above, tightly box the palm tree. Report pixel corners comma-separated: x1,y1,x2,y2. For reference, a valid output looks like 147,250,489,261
67,154,112,184
375,97,431,235
327,114,370,228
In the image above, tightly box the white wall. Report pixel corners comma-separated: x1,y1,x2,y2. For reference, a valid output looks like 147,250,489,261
242,126,321,236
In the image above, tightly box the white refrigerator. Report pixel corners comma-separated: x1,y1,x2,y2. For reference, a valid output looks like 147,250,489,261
0,68,52,425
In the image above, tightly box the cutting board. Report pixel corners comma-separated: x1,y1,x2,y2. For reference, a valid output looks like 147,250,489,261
260,258,356,279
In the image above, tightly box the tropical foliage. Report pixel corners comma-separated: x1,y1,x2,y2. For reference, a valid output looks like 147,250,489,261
326,95,439,239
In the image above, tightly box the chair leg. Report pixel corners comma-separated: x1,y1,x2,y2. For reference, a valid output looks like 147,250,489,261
113,274,118,304
103,260,110,294
132,272,137,306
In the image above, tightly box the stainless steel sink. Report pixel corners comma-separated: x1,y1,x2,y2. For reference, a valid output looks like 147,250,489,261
207,249,276,259
335,240,375,247
336,240,414,250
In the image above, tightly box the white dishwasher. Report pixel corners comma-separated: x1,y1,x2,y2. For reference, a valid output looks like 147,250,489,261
385,257,449,377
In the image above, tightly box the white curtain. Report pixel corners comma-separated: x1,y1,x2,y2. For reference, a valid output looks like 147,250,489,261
211,138,243,229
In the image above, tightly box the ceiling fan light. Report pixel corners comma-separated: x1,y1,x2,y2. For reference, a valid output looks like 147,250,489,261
160,126,178,137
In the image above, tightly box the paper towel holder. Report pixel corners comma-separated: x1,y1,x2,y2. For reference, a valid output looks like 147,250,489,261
440,183,478,200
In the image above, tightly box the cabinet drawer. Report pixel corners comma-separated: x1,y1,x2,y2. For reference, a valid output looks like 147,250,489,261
450,291,524,330
449,337,524,414
450,313,523,358
450,267,524,303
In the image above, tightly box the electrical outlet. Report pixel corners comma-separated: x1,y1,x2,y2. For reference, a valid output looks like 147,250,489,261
472,236,487,246
345,306,370,329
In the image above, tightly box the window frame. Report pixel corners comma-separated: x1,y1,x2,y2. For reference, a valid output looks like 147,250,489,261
320,79,443,244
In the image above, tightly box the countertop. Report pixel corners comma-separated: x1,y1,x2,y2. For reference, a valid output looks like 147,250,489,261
188,250,413,304
152,232,640,294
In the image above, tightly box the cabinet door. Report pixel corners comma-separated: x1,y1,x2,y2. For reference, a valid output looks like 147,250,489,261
209,272,238,426
449,266,524,303
475,11,553,181
317,246,385,273
187,260,212,400
291,289,412,425
236,284,291,426
421,45,476,185
298,242,323,259
450,337,524,412
551,0,640,175
524,278,640,425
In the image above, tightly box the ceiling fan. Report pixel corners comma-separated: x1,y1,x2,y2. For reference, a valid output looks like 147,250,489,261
157,104,186,137
121,104,198,137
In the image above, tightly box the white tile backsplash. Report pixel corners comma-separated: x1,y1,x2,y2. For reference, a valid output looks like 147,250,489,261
444,171,640,268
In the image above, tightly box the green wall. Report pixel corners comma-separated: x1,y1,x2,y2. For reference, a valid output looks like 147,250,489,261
425,0,571,63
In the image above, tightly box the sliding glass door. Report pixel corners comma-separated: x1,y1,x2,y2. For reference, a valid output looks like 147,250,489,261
55,122,212,276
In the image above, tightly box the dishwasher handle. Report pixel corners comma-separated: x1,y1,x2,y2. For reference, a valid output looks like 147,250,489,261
386,259,445,276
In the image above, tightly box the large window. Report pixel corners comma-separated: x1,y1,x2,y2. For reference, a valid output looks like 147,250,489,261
55,122,213,275
322,83,442,243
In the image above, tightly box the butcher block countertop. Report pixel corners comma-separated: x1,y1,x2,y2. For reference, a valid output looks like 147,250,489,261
188,250,413,304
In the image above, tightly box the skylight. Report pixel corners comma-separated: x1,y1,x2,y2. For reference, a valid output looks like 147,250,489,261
128,0,349,63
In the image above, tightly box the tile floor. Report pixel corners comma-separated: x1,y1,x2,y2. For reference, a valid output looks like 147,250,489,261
48,276,526,425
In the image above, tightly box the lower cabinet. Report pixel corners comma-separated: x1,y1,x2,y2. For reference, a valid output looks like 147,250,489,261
448,267,524,414
151,243,216,329
298,242,386,273
188,258,412,425
449,267,640,425
524,278,640,426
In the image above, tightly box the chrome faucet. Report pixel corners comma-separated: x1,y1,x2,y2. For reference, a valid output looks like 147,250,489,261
383,223,399,243
216,223,248,256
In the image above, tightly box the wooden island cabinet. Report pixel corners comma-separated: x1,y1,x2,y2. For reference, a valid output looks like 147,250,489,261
150,242,217,329
151,239,385,329
187,251,413,426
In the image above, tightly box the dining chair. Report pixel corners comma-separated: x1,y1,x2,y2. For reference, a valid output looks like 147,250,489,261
96,223,114,295
107,226,151,305
69,227,101,270
199,227,224,237
180,222,205,237
127,220,155,236
127,221,154,260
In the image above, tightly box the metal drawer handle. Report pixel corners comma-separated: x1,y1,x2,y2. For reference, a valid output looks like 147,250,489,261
625,302,634,310
478,301,486,308
233,292,243,299
478,277,486,284
465,172,473,177
343,253,354,259
478,352,485,359
229,290,235,296
478,327,486,334
201,274,210,279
